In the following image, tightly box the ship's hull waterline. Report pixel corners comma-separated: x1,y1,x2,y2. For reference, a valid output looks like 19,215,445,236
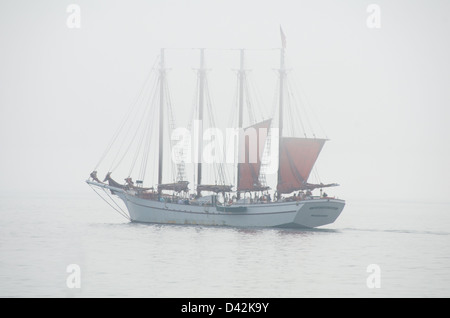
88,181,345,228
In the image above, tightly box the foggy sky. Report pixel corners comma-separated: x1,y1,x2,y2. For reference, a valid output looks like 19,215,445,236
1,0,449,202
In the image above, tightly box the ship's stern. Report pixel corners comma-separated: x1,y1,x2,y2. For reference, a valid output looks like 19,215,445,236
292,199,345,228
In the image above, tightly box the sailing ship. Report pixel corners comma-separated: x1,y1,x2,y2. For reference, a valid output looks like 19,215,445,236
86,32,345,228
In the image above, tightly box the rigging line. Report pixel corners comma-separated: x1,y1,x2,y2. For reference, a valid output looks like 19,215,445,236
112,75,158,173
129,126,146,177
138,77,160,183
226,73,239,130
89,185,130,221
281,77,292,137
312,167,322,184
138,104,155,181
259,128,272,186
117,62,159,168
243,77,252,125
204,77,218,184
125,89,154,177
248,72,267,121
95,59,159,171
178,74,200,187
189,74,200,131
244,77,258,125
223,73,238,185
136,100,155,181
191,75,201,189
165,73,179,183
270,75,279,126
228,73,240,186
290,87,301,137
285,92,295,137
96,57,159,171
109,70,159,172
249,73,264,124
290,73,328,139
101,187,130,217
204,77,228,185
171,83,188,184
287,77,314,138
215,93,231,186
130,94,154,178
285,78,306,137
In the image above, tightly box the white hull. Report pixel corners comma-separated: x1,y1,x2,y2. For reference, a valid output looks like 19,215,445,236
123,194,343,228
87,182,344,228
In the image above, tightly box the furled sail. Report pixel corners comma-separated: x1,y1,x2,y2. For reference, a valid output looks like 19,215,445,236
277,137,326,194
237,119,272,192
197,184,233,193
158,181,189,193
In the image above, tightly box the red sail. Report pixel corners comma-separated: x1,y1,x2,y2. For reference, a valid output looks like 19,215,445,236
237,119,272,192
277,137,326,194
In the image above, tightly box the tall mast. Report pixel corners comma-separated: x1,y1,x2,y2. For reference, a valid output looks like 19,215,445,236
277,47,286,200
238,49,245,130
158,48,165,193
197,48,206,196
236,49,245,198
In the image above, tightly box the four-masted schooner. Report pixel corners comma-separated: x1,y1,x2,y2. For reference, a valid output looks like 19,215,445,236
87,33,345,228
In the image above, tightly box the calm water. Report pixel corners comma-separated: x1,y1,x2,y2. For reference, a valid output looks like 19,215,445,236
1,192,449,297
